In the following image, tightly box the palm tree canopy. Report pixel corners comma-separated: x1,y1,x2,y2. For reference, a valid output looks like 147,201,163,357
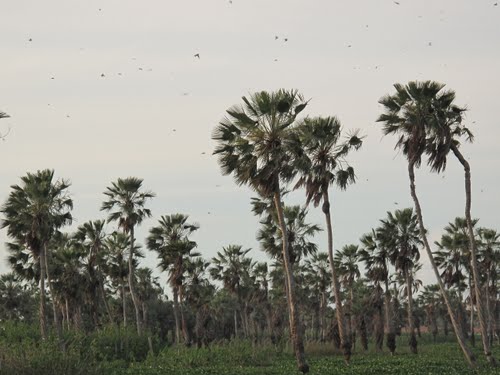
212,89,308,196
334,244,361,287
295,116,363,206
377,80,473,172
1,169,73,256
101,177,155,232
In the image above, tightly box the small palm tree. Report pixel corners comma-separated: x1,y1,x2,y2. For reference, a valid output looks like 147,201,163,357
1,169,72,340
146,213,199,345
213,89,310,373
101,177,154,335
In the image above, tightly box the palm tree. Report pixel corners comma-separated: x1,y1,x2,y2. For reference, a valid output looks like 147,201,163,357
381,208,422,354
103,231,131,327
73,220,112,326
477,228,500,347
294,116,362,362
422,84,496,364
377,81,476,366
209,245,252,339
212,89,310,373
101,177,155,336
0,111,9,140
359,228,396,354
1,169,72,340
334,244,360,349
147,213,199,345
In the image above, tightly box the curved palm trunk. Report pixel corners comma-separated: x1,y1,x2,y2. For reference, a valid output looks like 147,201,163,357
384,278,396,354
39,247,48,340
274,190,309,374
408,161,476,366
323,190,352,362
451,145,497,366
404,269,417,354
128,227,142,335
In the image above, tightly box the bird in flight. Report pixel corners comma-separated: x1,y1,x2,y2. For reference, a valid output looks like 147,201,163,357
394,1,400,4
275,35,278,40
28,38,32,42
284,38,288,42
101,73,105,78
194,53,200,59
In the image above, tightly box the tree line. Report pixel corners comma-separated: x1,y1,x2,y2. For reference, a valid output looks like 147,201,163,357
0,81,498,373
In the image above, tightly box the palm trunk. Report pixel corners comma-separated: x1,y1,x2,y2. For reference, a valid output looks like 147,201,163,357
121,280,127,328
99,272,113,324
469,275,475,347
451,144,497,366
65,297,70,331
179,286,190,345
323,190,352,362
39,247,48,340
384,278,396,354
404,269,417,354
128,226,142,335
274,189,309,373
408,161,476,366
172,285,181,344
44,243,64,348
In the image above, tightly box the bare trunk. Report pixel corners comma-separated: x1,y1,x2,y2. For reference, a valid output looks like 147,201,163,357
39,248,48,340
274,189,309,373
128,226,142,335
99,275,113,324
470,275,475,347
405,269,417,354
65,297,70,331
384,279,396,354
408,161,476,366
323,190,351,362
44,243,64,348
451,144,497,366
172,286,181,344
179,287,190,345
121,280,127,328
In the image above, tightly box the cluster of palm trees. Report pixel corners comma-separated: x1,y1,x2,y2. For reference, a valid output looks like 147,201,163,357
0,81,499,373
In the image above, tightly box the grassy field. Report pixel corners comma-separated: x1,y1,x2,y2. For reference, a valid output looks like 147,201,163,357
1,327,499,375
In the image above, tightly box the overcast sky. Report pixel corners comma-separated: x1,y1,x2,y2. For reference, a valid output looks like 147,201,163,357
1,0,499,289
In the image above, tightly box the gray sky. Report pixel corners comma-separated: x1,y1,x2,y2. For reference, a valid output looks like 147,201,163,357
1,0,499,288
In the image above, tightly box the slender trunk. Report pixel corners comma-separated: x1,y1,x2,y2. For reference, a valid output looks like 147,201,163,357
121,280,127,328
408,161,476,366
486,273,493,347
274,189,309,373
172,285,181,344
39,248,48,340
128,226,142,335
233,309,239,339
384,278,396,354
349,286,355,351
404,269,417,354
142,302,154,354
323,190,351,362
451,144,497,366
470,275,475,347
99,273,113,324
65,297,70,331
179,286,190,345
44,243,63,348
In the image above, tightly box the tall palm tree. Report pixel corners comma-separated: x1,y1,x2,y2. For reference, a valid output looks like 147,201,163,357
212,89,310,373
101,177,154,336
334,244,360,348
377,81,476,366
423,88,497,365
382,208,422,354
1,169,72,340
295,116,362,362
147,213,199,345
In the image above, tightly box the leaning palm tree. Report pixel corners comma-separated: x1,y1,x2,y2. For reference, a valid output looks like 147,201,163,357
423,87,497,365
101,177,155,335
382,208,422,354
294,116,362,362
1,169,73,340
146,213,199,345
377,81,476,366
212,89,310,373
